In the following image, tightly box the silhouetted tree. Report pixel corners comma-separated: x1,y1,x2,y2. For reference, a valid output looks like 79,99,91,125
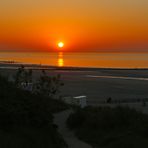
14,65,32,88
14,66,64,98
33,70,64,98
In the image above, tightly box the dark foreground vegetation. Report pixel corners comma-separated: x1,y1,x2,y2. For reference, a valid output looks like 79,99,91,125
67,106,148,148
0,75,68,148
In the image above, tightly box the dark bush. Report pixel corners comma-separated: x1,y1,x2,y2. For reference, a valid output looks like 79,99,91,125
67,106,148,148
0,75,67,148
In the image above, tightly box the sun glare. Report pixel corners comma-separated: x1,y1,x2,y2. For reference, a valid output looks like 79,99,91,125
58,42,64,48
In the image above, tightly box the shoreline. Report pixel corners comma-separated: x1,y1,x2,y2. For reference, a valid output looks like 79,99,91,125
1,62,148,71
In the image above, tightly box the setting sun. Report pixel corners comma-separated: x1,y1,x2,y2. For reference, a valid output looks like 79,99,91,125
58,42,64,48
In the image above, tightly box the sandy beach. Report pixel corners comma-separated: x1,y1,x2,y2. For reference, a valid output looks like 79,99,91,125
1,64,148,106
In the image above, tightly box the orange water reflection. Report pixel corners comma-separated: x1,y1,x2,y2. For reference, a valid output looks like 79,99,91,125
1,52,148,68
58,52,64,67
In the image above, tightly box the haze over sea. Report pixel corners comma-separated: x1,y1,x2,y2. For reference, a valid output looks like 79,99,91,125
0,52,148,68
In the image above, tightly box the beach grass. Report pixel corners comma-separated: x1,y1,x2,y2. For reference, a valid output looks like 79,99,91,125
67,106,148,148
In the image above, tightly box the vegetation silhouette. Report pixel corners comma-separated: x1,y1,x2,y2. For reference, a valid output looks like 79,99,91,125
67,106,148,148
14,66,64,98
0,68,68,148
14,65,32,87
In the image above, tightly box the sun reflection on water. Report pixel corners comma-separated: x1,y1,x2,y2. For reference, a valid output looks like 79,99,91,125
58,52,64,67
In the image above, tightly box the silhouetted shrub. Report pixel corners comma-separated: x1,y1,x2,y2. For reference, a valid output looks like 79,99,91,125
67,106,148,148
0,74,67,148
14,65,32,87
13,67,64,98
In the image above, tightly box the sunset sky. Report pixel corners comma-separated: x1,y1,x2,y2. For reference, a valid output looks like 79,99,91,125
0,0,148,52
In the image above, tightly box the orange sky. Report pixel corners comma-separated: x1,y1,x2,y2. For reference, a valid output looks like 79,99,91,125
0,0,148,52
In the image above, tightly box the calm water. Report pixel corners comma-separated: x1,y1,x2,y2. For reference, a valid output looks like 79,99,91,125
0,52,148,68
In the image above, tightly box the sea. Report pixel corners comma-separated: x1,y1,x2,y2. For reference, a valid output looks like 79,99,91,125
0,52,148,68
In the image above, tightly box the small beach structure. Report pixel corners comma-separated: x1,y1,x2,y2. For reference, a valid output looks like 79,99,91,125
62,95,87,108
20,82,88,108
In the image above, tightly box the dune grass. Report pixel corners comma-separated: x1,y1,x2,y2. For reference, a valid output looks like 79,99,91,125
67,106,148,148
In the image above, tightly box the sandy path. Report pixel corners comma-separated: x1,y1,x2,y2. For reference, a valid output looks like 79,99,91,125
54,110,92,148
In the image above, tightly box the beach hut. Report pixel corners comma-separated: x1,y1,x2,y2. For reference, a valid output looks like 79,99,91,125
73,96,87,108
61,95,87,108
